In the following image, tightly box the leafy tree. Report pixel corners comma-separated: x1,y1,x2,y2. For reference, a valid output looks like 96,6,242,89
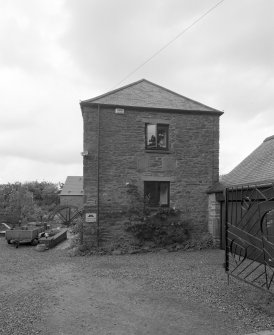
0,181,61,225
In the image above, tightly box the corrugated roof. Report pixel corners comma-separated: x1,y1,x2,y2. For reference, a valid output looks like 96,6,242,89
221,135,274,187
60,176,83,196
81,79,222,114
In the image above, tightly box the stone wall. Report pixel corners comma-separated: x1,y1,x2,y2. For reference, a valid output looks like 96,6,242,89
208,193,221,246
82,105,220,243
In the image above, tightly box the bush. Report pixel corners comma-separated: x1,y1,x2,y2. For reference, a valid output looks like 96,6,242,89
125,208,191,246
70,219,83,235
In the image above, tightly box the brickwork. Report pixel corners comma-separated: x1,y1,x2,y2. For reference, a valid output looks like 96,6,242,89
82,105,220,242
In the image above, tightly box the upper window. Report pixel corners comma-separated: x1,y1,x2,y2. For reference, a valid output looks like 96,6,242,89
145,124,169,150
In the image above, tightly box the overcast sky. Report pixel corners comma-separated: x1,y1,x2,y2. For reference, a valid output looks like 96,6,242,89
0,0,273,184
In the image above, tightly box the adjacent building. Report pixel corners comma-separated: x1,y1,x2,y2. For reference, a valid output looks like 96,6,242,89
209,135,274,247
59,176,84,208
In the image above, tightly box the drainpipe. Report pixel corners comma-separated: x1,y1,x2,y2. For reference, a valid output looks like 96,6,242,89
97,104,100,248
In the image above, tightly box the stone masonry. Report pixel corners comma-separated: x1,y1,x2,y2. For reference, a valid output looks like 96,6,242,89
208,193,221,246
80,79,222,244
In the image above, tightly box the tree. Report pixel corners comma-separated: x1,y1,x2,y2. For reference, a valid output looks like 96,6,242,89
0,181,61,224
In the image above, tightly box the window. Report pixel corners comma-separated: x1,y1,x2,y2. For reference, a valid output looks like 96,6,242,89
144,181,170,207
145,124,169,150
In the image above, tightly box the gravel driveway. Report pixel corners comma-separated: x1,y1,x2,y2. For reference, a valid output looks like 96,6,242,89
0,237,273,335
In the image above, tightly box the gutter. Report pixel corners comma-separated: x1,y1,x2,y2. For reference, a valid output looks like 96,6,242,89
80,101,223,116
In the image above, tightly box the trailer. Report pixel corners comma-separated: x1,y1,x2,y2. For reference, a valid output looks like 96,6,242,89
0,223,11,236
5,226,44,248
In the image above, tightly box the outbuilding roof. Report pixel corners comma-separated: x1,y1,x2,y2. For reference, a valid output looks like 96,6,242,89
221,135,274,187
60,176,83,196
81,79,222,114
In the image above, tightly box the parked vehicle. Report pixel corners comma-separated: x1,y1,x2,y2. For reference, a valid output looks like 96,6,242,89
5,226,44,248
0,223,11,237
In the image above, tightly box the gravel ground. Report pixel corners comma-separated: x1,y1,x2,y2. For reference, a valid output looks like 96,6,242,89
0,237,273,335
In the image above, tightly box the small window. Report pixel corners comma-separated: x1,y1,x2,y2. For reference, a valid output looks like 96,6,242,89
145,124,168,150
144,181,170,207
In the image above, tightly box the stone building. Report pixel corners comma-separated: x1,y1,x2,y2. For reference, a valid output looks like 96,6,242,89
59,176,84,208
80,79,223,241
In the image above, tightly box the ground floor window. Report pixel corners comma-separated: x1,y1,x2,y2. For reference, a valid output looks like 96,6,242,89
144,181,170,207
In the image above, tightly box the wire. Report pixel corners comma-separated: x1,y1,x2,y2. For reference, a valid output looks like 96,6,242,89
111,0,226,89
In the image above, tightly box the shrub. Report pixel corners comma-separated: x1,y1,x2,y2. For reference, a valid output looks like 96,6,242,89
70,219,83,235
125,208,191,246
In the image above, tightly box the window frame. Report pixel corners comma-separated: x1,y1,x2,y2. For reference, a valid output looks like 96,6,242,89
144,181,170,207
145,123,169,151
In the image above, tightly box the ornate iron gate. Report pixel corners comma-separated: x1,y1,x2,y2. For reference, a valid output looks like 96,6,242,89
225,184,274,294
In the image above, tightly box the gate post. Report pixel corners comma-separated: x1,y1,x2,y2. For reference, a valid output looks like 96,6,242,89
225,187,229,273
208,193,221,247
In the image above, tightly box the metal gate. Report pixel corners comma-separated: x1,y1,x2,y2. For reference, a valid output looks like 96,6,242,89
48,205,83,226
225,184,274,294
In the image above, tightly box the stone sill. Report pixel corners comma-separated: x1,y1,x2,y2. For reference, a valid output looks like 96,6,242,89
144,205,170,211
145,150,171,154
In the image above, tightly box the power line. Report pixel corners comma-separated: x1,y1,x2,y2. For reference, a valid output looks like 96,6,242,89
111,0,226,89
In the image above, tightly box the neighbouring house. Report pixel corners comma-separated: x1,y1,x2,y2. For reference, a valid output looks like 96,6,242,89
80,79,223,244
209,135,274,247
59,176,84,208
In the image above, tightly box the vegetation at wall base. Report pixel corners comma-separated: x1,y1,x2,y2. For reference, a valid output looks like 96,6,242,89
68,184,216,256
125,207,192,247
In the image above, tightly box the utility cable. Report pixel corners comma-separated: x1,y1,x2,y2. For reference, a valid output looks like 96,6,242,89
111,0,226,89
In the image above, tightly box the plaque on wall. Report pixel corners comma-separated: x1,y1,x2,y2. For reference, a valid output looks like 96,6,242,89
85,213,97,223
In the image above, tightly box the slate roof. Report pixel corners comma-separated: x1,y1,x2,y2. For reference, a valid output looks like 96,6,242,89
60,176,83,196
221,135,274,187
81,79,222,114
